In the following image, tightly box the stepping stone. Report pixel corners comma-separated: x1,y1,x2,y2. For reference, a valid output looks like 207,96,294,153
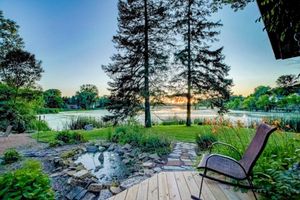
162,166,185,171
166,160,183,166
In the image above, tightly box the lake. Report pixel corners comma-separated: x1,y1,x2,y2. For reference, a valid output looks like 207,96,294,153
39,106,300,130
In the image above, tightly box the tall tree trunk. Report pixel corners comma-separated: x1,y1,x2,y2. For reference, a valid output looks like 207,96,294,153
186,0,192,127
144,0,151,127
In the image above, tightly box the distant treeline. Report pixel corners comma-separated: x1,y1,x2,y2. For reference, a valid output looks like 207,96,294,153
226,74,300,112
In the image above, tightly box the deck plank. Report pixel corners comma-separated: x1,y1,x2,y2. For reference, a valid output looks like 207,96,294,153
125,183,139,200
182,171,200,198
205,179,229,200
148,174,159,200
192,172,217,200
158,172,170,200
136,178,149,200
174,172,191,200
166,172,181,200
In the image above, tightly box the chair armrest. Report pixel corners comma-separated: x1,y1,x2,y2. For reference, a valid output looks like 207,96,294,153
209,142,242,159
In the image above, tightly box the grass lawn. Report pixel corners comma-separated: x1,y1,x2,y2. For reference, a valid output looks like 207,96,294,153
32,124,300,144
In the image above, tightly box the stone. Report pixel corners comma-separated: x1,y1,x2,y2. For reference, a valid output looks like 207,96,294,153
66,170,77,176
98,152,104,163
98,189,113,200
138,153,149,160
123,143,132,150
81,192,96,200
98,146,106,152
66,186,85,200
107,144,116,151
94,165,102,172
86,145,98,153
144,169,154,177
110,186,122,195
84,124,94,131
73,170,90,179
74,189,87,200
142,161,155,168
87,183,103,192
122,158,131,165
50,171,64,178
149,153,160,160
153,167,162,173
162,166,185,171
120,176,147,189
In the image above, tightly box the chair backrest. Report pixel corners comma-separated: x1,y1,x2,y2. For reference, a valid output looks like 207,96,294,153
239,123,277,174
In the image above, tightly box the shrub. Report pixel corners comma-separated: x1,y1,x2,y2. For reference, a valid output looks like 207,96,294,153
108,125,171,155
66,116,106,130
28,119,51,131
55,130,86,144
196,133,217,150
0,159,54,199
3,149,21,164
161,116,185,126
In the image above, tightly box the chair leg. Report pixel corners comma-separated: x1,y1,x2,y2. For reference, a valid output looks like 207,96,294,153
191,168,207,200
247,177,258,200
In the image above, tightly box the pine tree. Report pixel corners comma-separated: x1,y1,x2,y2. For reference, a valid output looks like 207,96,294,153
102,0,169,127
170,0,232,126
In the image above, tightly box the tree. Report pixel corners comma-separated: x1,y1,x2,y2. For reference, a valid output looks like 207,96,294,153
256,94,271,111
170,0,232,126
102,0,169,127
0,49,43,93
75,84,98,109
242,96,256,110
43,89,64,108
276,74,299,88
0,10,24,64
253,86,271,98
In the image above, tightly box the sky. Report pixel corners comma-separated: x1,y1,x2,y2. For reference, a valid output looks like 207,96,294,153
0,0,299,97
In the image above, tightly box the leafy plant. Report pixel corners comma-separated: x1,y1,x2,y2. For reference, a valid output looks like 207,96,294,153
196,133,217,150
55,130,86,144
66,116,106,130
3,149,21,164
0,159,54,199
28,119,51,131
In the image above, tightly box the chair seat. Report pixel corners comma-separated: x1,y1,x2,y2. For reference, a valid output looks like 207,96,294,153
197,154,247,180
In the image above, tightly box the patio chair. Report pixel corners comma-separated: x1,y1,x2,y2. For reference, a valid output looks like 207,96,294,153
0,125,13,140
192,123,277,200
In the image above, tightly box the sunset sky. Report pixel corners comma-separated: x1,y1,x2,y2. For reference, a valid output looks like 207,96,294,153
1,0,299,97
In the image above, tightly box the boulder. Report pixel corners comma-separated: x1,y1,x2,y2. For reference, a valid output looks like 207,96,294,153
66,186,85,200
84,124,94,131
98,189,113,200
149,153,160,160
123,143,132,151
81,192,96,200
142,161,155,168
86,145,98,153
110,186,122,195
87,183,103,192
73,170,90,179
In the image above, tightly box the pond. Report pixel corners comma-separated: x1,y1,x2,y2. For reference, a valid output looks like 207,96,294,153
74,151,128,184
39,106,300,130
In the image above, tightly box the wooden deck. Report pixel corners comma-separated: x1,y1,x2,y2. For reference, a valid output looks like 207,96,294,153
109,171,255,200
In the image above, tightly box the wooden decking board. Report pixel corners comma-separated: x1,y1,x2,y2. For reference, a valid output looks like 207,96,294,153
110,171,254,200
148,174,159,200
166,172,181,200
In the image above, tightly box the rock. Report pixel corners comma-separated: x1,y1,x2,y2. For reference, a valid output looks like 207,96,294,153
98,152,104,163
144,169,154,177
149,153,160,160
122,158,131,165
98,189,113,200
66,170,77,176
94,165,102,172
138,153,149,160
123,143,132,150
153,167,162,173
110,186,122,195
86,145,98,153
98,174,105,179
74,189,87,200
120,176,147,189
73,170,90,179
108,144,116,151
50,171,64,178
142,161,155,168
66,186,85,200
98,146,106,152
84,124,94,131
81,192,96,200
87,183,103,192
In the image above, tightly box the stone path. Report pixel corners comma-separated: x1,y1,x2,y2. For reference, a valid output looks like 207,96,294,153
0,134,37,154
163,142,197,171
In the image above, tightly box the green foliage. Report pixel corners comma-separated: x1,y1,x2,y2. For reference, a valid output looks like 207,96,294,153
3,149,21,164
196,133,217,150
55,130,86,144
28,119,51,131
161,116,185,126
36,107,61,114
0,159,54,200
43,89,64,108
108,125,171,155
66,116,106,130
75,84,98,109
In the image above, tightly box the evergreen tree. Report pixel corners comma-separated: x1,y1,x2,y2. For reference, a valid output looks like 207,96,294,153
102,0,169,127
170,0,232,126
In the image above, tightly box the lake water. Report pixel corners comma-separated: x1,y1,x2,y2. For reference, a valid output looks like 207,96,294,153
40,106,300,130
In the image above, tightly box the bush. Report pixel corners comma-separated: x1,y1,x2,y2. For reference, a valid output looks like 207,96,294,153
161,116,185,126
0,159,54,199
3,149,21,164
196,133,217,150
55,130,86,144
28,119,51,131
108,125,171,155
66,116,106,130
